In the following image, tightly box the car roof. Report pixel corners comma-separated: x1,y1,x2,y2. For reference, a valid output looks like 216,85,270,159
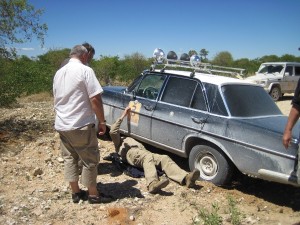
261,62,300,66
155,69,256,86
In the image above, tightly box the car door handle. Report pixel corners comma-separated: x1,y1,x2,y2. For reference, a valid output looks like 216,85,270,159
191,116,206,124
144,105,154,111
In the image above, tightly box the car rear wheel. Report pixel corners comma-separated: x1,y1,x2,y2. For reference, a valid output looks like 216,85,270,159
270,86,281,101
189,145,233,186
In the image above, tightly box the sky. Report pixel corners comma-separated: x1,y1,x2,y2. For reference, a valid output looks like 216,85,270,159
12,0,300,60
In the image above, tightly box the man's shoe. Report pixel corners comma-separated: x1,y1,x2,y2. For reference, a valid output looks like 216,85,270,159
148,177,169,194
88,193,114,204
185,169,200,188
72,189,87,203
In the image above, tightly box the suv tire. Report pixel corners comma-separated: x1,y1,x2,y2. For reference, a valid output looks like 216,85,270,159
270,86,281,101
189,145,233,186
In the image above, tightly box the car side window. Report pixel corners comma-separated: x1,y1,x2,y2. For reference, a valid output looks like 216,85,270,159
161,77,207,111
191,85,207,111
161,77,196,107
285,66,293,76
135,74,165,100
271,65,284,73
295,67,300,76
204,83,228,116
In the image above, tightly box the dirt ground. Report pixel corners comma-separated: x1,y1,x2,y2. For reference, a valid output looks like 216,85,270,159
0,93,300,225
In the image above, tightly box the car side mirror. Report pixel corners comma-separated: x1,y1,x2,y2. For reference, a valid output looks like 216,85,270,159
284,72,290,76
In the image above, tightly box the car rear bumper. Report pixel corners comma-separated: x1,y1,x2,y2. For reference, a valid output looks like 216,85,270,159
258,169,300,187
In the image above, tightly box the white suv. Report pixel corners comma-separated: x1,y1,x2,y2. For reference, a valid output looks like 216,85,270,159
246,62,300,101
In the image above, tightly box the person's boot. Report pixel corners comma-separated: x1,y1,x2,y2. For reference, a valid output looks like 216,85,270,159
72,189,87,203
88,193,114,204
148,177,169,194
185,169,200,188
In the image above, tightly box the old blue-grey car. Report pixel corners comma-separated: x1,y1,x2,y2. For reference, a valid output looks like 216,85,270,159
102,49,300,187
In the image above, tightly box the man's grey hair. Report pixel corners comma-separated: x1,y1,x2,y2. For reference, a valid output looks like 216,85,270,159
69,45,88,57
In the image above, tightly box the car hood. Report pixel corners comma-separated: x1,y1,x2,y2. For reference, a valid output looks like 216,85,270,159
103,86,126,93
246,73,283,82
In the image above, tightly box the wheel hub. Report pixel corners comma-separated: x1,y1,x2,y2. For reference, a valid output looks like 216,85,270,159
199,155,218,178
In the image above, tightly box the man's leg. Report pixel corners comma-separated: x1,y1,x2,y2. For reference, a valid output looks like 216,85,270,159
126,148,158,186
59,132,85,203
73,125,105,202
152,154,188,184
126,148,169,193
70,181,80,193
63,124,112,203
152,154,200,187
297,144,300,182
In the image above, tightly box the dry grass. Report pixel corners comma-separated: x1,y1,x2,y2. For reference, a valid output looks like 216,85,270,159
18,92,53,103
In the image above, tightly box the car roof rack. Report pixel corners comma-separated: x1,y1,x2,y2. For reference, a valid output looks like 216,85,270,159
150,48,246,78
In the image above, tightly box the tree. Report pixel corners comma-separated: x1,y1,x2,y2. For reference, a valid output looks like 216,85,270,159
259,55,279,63
280,54,299,62
93,56,120,85
118,52,150,82
234,58,260,76
188,50,197,57
199,49,209,61
0,0,48,58
212,51,233,66
38,48,70,70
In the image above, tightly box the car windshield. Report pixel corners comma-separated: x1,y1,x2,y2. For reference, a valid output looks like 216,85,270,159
222,84,282,117
258,64,284,74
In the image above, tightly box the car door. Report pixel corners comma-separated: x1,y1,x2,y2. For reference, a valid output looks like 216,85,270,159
151,76,208,154
281,65,295,93
281,65,295,92
293,66,300,91
123,73,166,141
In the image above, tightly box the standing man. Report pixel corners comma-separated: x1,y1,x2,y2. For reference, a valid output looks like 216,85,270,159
283,79,300,180
53,45,111,204
60,43,95,174
109,106,200,194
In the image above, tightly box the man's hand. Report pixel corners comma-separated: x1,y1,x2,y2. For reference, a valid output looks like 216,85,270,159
98,123,107,136
282,130,291,149
121,106,131,120
282,106,300,149
90,94,106,136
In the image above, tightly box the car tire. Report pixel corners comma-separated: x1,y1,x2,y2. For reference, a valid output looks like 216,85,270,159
270,86,281,101
189,144,233,186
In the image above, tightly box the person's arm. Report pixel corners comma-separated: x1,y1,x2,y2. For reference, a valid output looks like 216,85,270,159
283,105,300,149
90,93,106,136
121,106,131,120
109,107,131,149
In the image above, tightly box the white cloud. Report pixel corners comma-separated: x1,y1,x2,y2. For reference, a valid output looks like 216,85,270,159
20,48,35,51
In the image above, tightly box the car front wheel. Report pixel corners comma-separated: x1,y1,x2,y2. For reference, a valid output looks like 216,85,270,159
188,145,233,186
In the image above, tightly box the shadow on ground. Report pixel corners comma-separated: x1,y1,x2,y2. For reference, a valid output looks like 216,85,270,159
280,95,293,101
97,180,145,200
145,143,300,211
231,173,300,211
0,117,54,155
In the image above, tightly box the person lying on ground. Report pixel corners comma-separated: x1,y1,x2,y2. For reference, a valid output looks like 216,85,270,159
109,106,200,194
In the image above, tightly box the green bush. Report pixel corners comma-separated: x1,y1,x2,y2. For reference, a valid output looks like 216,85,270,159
1,49,300,107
